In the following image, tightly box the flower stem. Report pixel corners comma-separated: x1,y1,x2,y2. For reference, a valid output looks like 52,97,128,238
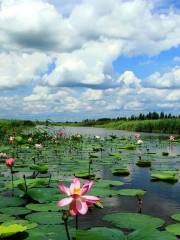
76,215,79,230
23,174,28,193
62,211,71,240
11,167,14,196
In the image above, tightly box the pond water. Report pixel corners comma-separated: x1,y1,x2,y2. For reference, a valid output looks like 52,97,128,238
49,126,180,228
1,126,180,239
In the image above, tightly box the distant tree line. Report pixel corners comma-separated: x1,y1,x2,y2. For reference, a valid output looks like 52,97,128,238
79,112,180,126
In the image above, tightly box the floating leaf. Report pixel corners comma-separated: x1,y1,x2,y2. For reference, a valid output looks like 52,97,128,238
0,207,31,216
103,212,164,230
0,224,27,238
116,189,146,196
128,228,176,240
166,224,180,236
136,160,151,167
26,203,58,212
25,212,63,225
76,227,125,240
171,213,180,222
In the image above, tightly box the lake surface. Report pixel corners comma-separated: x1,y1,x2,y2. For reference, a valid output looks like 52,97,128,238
49,126,180,230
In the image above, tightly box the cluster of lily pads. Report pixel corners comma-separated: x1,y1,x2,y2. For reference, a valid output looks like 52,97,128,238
0,126,180,239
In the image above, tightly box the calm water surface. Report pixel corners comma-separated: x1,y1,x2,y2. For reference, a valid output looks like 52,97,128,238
51,126,180,230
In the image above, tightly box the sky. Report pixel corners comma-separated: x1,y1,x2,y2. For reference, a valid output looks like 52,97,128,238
0,0,180,121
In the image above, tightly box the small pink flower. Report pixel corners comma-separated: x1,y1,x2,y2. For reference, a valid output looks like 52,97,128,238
5,158,15,167
56,130,65,138
169,135,175,141
0,152,7,158
57,177,100,216
135,133,141,140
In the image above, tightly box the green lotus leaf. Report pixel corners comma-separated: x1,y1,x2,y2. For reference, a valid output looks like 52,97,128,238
5,178,49,190
136,160,151,167
2,220,37,230
166,224,180,236
103,212,164,230
25,212,63,225
151,171,178,182
123,144,136,150
0,224,27,238
89,187,117,197
26,203,58,212
128,228,176,240
27,188,59,203
116,189,146,196
94,179,124,188
26,225,72,240
15,136,23,143
76,227,125,240
0,207,31,216
171,213,180,222
111,167,130,176
0,196,26,208
30,164,48,173
0,214,16,223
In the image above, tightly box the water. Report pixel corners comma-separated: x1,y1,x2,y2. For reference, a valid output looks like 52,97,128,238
52,126,180,229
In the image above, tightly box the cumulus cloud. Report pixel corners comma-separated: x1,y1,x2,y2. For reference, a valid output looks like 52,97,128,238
146,66,180,89
0,0,179,119
0,52,52,89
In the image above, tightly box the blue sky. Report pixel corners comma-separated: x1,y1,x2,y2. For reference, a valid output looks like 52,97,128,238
0,0,179,121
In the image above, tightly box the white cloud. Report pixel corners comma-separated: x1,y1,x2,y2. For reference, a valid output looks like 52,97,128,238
0,0,179,119
146,66,180,89
44,39,121,87
0,52,51,89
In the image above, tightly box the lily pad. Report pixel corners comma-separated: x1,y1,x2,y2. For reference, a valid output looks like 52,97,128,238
25,212,63,225
76,227,125,240
171,213,180,222
0,224,27,238
103,212,164,230
27,188,59,203
2,220,37,230
94,179,124,188
116,189,146,196
111,168,130,176
0,196,26,208
166,224,180,236
26,203,58,212
30,164,48,173
151,171,178,183
0,214,16,223
128,228,176,240
0,207,31,216
136,160,151,167
26,225,72,240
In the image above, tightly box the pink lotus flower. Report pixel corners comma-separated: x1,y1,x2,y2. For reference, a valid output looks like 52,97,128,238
5,158,15,167
56,130,65,138
57,177,100,216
